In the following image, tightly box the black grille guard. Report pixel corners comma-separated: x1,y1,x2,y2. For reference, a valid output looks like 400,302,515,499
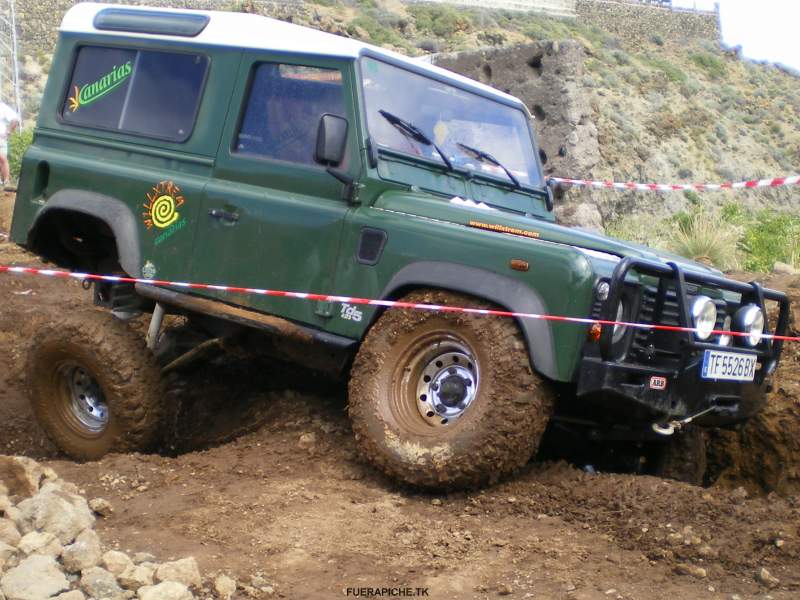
599,257,790,362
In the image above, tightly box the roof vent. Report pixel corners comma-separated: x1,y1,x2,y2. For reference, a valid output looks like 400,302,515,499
93,8,210,37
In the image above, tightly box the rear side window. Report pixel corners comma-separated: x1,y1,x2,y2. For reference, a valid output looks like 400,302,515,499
61,45,208,142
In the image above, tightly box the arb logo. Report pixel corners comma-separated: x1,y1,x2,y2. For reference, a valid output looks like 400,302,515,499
649,376,667,390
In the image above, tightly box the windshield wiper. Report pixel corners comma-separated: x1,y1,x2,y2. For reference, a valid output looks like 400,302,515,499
378,110,453,171
456,142,520,189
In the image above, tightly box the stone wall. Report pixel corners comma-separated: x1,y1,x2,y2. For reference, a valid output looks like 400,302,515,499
574,0,720,47
411,0,575,17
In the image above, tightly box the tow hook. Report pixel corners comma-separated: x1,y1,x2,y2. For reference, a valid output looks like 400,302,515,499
651,406,718,436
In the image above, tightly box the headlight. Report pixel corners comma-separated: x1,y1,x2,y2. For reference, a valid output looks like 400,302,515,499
612,300,626,343
691,296,717,340
733,304,764,347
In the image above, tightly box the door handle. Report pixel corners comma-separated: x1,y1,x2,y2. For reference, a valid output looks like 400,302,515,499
208,208,239,223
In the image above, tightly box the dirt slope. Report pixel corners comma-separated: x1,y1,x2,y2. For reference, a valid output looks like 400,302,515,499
0,191,799,599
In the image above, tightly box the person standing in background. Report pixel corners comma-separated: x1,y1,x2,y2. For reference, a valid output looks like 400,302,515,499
0,101,20,189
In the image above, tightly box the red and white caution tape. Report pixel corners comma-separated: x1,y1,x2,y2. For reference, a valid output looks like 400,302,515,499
548,175,800,192
0,265,797,343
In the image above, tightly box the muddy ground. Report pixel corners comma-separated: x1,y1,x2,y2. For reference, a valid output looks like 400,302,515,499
0,191,798,599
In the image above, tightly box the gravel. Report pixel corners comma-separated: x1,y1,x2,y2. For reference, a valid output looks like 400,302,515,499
0,456,235,600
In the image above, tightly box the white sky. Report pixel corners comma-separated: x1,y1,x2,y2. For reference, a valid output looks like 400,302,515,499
673,0,800,70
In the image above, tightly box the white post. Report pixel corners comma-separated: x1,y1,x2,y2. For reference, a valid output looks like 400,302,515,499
9,0,20,122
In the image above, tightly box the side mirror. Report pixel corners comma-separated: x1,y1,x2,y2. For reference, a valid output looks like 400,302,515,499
315,113,348,167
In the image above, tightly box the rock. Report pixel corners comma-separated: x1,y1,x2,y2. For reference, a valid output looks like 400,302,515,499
773,261,797,275
675,563,707,578
0,457,46,500
154,558,202,589
213,575,236,600
132,553,156,565
137,581,193,600
118,565,154,591
729,487,748,505
102,550,134,576
497,583,513,595
756,567,780,588
297,432,316,451
17,531,63,556
62,529,102,572
556,202,604,234
16,485,94,544
80,566,126,600
1,555,70,600
0,541,17,564
55,592,86,600
0,520,21,547
88,498,114,518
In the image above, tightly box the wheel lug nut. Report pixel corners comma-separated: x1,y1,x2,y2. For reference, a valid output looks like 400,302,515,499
431,383,439,391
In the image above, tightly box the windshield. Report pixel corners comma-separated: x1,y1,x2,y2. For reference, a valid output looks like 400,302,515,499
361,57,543,188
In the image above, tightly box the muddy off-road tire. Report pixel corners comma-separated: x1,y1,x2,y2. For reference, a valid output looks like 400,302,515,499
348,289,554,490
25,309,163,460
655,426,708,486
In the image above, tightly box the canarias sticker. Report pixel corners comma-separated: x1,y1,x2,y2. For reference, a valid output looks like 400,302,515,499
68,62,133,112
143,181,188,246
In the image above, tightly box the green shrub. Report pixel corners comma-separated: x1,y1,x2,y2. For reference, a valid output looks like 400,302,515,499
690,51,727,79
647,57,687,83
8,128,33,183
739,210,800,271
407,4,472,38
669,211,742,271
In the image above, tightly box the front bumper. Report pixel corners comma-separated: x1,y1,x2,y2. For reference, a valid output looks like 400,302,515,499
575,257,789,427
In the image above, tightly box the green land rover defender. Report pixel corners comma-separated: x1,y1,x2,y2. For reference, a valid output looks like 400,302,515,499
11,3,790,488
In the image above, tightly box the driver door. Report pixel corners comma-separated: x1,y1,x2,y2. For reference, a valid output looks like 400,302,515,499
189,54,359,328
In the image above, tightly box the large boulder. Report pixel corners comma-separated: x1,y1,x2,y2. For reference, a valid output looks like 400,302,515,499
1,554,70,600
101,550,134,577
61,529,102,573
137,581,193,600
155,558,201,589
118,564,155,591
16,483,94,545
0,520,21,547
0,458,52,501
17,531,63,557
80,566,125,600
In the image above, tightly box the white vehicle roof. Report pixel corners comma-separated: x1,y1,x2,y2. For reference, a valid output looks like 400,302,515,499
60,3,526,111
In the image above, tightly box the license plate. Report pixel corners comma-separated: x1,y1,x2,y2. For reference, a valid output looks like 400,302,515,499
701,350,757,382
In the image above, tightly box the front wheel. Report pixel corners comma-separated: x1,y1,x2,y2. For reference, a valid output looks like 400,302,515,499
25,308,163,460
348,290,554,490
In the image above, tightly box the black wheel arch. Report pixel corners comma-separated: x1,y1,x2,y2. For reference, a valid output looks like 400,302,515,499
27,189,141,276
376,261,559,381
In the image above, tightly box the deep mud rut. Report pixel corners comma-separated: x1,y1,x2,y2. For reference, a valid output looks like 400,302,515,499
0,191,798,599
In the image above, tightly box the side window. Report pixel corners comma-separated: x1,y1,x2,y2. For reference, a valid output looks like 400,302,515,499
62,46,208,142
235,63,346,166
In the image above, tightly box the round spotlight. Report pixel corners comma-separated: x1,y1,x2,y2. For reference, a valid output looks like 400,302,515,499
733,304,764,347
691,296,717,340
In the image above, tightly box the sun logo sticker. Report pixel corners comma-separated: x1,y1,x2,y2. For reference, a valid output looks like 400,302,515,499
143,181,188,246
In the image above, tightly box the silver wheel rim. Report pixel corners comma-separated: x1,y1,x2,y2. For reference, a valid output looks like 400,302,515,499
61,365,109,433
415,346,479,427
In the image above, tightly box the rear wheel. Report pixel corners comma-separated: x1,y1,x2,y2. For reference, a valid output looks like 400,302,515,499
348,289,554,490
26,308,163,460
